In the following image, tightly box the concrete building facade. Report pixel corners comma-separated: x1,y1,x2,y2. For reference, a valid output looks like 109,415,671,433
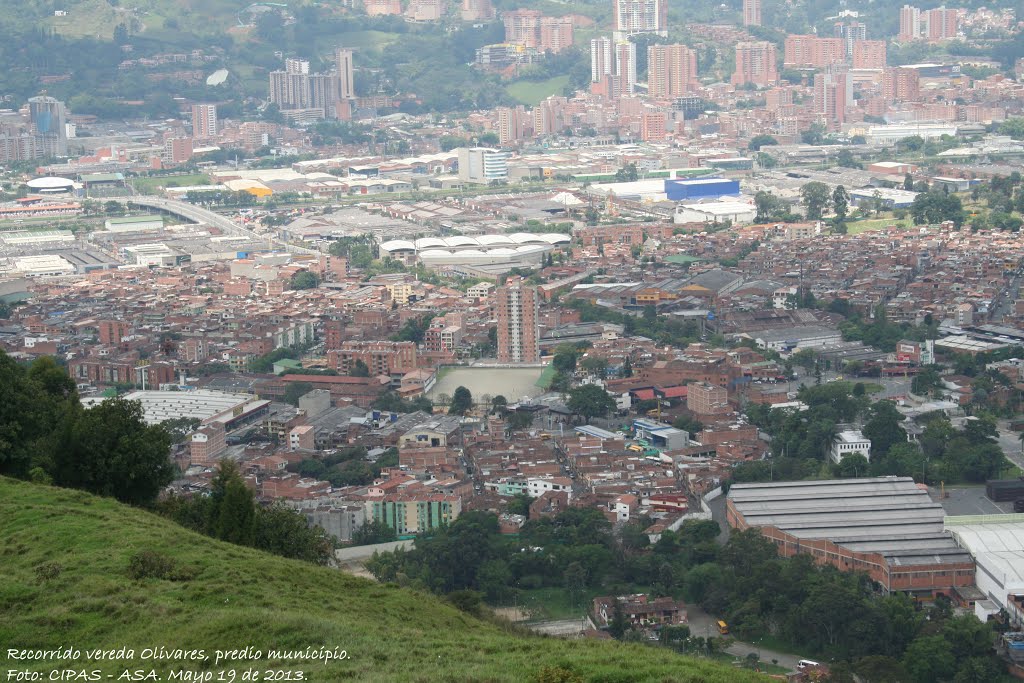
496,278,540,364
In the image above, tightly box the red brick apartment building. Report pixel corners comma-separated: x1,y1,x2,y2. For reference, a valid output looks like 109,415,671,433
327,341,417,376
727,478,975,597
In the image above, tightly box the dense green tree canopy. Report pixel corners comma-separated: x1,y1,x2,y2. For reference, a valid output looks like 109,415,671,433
449,386,473,415
567,384,616,419
54,397,174,506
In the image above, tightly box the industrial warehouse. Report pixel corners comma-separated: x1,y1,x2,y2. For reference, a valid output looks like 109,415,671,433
727,477,977,597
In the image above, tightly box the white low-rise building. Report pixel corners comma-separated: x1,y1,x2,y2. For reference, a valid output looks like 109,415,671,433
527,477,574,500
674,200,756,224
946,518,1024,622
10,254,76,277
866,122,959,145
752,325,843,352
830,428,872,464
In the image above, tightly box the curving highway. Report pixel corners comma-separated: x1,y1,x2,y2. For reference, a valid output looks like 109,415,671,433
118,196,319,256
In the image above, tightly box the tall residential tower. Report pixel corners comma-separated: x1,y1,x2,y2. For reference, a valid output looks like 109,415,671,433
496,278,540,364
612,0,667,39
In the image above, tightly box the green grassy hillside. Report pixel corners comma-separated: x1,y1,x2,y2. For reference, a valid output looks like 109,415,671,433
0,477,759,683
40,0,266,39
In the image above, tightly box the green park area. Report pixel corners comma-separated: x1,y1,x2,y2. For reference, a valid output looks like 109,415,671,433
132,174,212,195
506,76,571,105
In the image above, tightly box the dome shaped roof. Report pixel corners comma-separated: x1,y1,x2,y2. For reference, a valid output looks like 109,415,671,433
380,239,416,252
477,234,515,246
443,236,477,247
508,232,543,244
539,233,571,244
26,176,74,190
415,237,447,249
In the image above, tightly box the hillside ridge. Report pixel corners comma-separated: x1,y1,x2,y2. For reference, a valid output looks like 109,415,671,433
0,477,759,683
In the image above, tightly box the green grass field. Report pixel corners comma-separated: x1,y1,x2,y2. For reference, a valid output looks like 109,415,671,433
47,0,120,38
333,30,403,50
46,0,252,38
0,477,758,683
846,217,913,235
536,364,558,389
506,76,571,105
517,586,601,621
132,174,211,194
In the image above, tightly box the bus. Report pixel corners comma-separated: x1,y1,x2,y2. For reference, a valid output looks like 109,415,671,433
717,620,729,635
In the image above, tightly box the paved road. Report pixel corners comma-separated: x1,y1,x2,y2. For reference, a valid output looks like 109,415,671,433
120,196,320,256
994,419,1024,472
686,607,803,672
788,369,912,401
932,485,1014,516
988,267,1022,322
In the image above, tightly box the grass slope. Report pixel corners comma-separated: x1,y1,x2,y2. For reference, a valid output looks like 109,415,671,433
42,0,263,39
506,76,570,106
0,478,759,683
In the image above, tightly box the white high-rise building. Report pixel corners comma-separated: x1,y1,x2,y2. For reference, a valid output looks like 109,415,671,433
612,0,667,40
335,48,355,100
191,103,218,139
591,36,614,82
457,147,510,183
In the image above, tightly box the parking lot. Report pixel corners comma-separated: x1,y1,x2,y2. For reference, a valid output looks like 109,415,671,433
931,485,1015,516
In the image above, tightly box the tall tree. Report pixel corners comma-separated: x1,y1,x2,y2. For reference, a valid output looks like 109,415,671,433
862,400,908,458
567,384,616,420
801,181,831,220
289,271,319,290
608,599,627,639
449,386,473,415
832,185,850,222
0,352,78,478
748,134,778,151
54,398,173,506
283,381,314,406
350,359,370,377
216,472,257,545
490,395,508,416
903,635,957,683
254,502,332,563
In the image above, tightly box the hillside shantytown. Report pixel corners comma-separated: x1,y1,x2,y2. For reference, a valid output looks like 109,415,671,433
4,0,1024,681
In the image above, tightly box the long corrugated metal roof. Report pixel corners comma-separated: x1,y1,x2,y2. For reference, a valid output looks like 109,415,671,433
730,477,968,566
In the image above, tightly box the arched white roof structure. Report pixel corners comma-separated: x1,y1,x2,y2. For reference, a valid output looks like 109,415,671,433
26,177,75,192
379,239,416,252
414,237,447,249
539,233,571,244
508,232,545,244
443,236,478,247
476,234,515,246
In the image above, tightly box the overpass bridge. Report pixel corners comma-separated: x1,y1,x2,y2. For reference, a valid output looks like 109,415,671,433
118,196,319,256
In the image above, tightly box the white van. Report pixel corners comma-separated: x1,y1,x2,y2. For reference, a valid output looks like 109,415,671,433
797,660,820,670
